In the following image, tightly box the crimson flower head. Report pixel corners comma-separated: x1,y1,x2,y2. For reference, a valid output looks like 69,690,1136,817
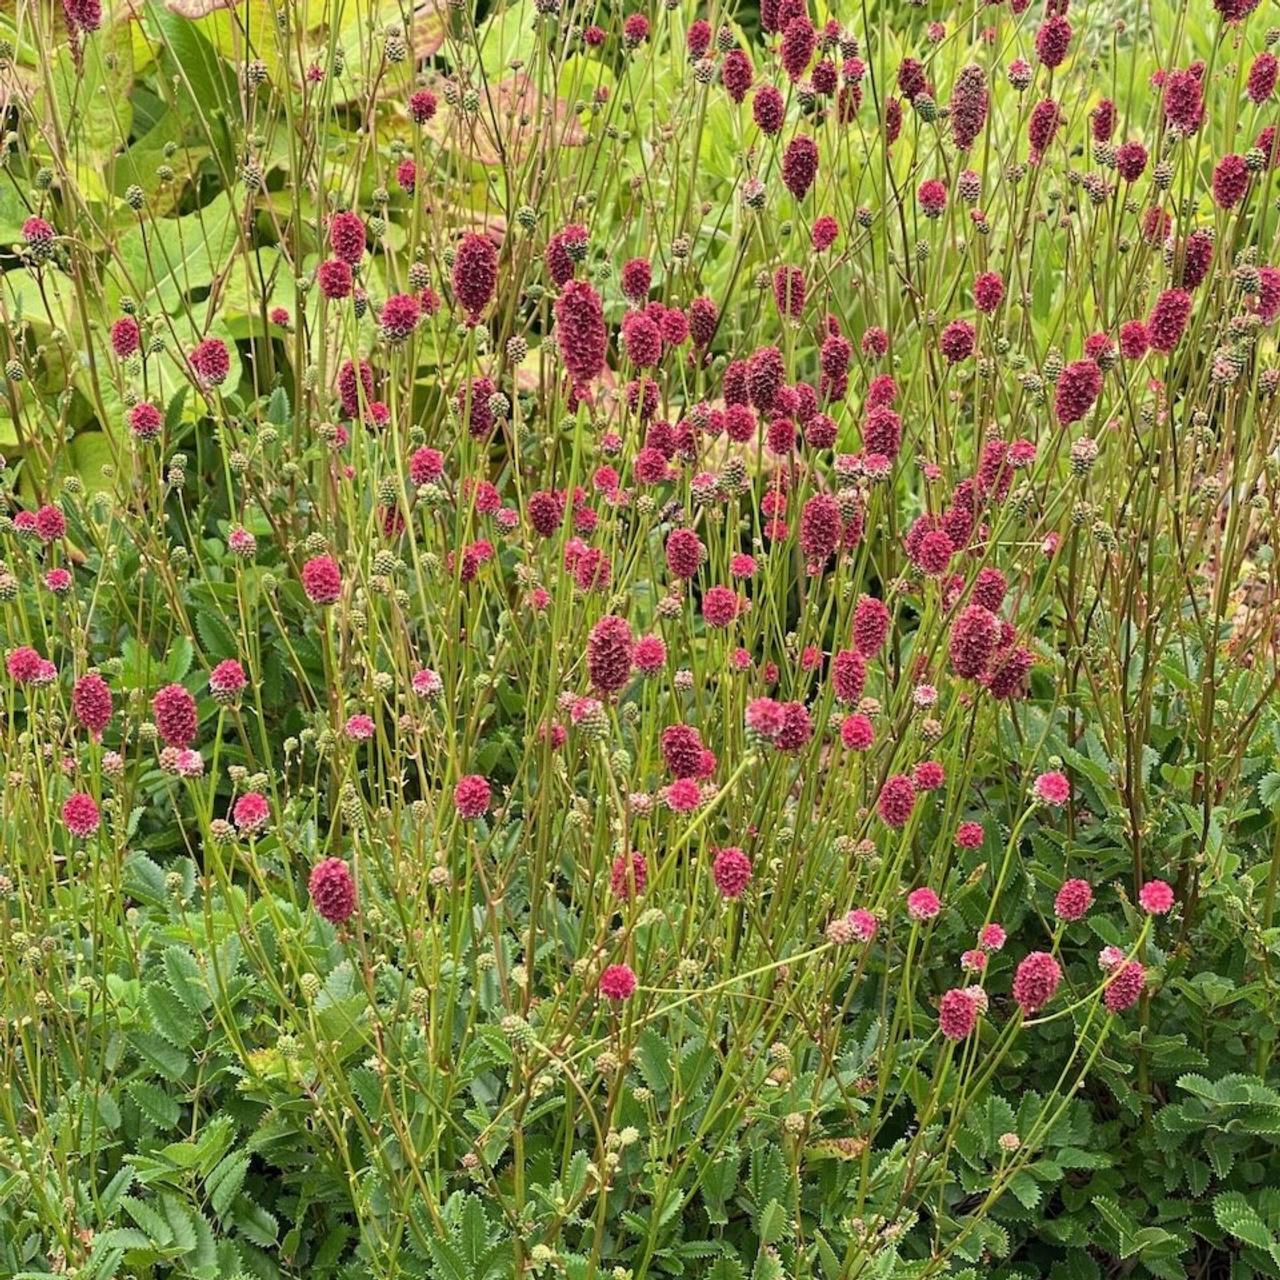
153,683,198,748
379,293,421,341
1027,97,1064,160
1163,68,1203,133
318,258,354,299
1211,154,1249,209
721,48,754,102
780,16,815,80
665,528,704,579
938,319,975,363
811,215,839,250
1012,951,1062,1013
1214,0,1260,21
1147,289,1192,352
599,963,637,1001
1248,51,1278,104
1034,14,1071,68
62,792,101,838
190,338,230,386
309,858,356,924
451,232,498,320
620,257,652,301
111,316,141,358
73,673,113,738
949,63,988,149
329,210,367,265
1115,141,1147,182
555,280,606,388
917,178,947,217
782,135,819,200
409,88,438,123
973,271,1004,313
64,0,102,34
622,12,649,45
302,555,342,605
752,86,783,135
1054,359,1102,425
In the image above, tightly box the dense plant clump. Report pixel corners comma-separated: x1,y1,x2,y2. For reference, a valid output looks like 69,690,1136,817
2,0,1280,1277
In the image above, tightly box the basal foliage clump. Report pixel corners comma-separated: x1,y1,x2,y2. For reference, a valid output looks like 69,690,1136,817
1,0,1280,1276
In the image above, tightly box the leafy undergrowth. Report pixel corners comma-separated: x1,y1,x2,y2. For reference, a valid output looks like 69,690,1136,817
1,0,1279,1277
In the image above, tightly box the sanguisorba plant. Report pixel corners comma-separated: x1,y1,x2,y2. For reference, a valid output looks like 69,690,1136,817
2,0,1280,1274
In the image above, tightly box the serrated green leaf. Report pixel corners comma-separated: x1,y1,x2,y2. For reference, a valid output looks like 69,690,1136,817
1214,1191,1275,1251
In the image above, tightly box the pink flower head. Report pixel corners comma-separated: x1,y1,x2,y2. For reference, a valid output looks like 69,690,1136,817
232,791,269,833
1012,951,1062,1013
7,646,57,686
345,713,376,741
665,778,703,811
1054,878,1093,922
152,683,197,749
302,555,342,605
955,821,984,849
599,962,637,1001
939,987,979,1040
610,850,648,898
847,908,878,942
62,791,100,838
453,774,492,819
878,774,917,828
412,668,443,699
907,886,942,921
1138,879,1175,915
189,338,230,386
34,504,66,542
702,586,738,627
1033,771,1070,806
745,697,784,742
979,922,1007,951
913,760,945,792
1104,961,1146,1012
209,660,247,703
72,673,113,737
632,634,667,673
712,846,752,898
840,713,874,750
